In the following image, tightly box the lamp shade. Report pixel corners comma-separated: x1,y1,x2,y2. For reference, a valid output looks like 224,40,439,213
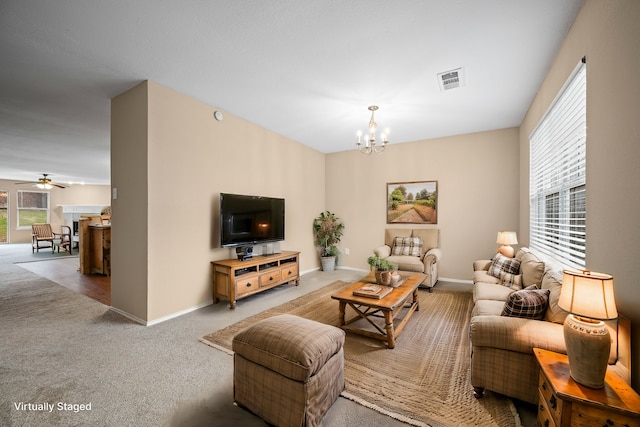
496,231,518,245
559,269,617,320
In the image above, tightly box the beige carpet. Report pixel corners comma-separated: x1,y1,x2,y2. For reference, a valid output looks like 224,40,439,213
201,281,521,427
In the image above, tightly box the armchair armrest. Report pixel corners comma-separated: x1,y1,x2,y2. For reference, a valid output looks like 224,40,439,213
374,245,391,258
422,247,441,267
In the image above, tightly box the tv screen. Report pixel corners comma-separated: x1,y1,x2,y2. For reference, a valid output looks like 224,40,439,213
220,193,285,248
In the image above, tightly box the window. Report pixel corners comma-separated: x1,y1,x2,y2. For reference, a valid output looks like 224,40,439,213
17,190,50,228
529,60,586,269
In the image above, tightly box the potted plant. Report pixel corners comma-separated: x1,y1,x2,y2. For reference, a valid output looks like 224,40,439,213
367,256,398,285
312,211,345,272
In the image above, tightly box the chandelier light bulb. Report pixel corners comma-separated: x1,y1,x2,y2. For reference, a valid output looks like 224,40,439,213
356,105,389,154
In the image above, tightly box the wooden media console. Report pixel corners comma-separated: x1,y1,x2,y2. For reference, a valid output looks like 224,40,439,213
211,251,300,309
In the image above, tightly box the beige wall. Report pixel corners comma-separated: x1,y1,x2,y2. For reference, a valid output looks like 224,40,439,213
519,0,640,390
325,128,520,280
111,80,326,323
111,82,150,321
0,178,110,243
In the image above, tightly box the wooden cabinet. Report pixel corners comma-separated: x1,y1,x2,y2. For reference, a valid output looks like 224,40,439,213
211,251,300,309
534,348,640,427
89,225,111,275
79,219,111,276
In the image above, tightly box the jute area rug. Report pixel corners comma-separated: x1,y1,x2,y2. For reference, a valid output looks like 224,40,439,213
201,281,521,427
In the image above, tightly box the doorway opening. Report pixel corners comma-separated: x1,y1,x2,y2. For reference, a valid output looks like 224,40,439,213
0,191,7,243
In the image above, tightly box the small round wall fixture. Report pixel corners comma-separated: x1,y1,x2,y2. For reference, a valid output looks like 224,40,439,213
214,111,224,121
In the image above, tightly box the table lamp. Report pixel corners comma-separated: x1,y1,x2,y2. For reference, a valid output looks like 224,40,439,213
496,231,518,258
558,269,617,388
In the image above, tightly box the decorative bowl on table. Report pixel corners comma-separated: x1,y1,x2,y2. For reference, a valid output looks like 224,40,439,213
389,272,401,287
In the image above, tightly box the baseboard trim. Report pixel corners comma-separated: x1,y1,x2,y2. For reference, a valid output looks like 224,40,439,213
439,277,473,284
337,266,368,273
109,300,213,326
109,307,147,325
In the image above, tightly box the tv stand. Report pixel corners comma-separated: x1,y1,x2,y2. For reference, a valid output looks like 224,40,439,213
211,251,300,309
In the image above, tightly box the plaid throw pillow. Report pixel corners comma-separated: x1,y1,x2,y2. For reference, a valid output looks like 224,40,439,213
499,271,523,290
391,237,422,257
501,285,550,320
488,253,521,279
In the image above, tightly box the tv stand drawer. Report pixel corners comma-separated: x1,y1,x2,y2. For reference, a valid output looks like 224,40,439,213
260,270,282,287
236,276,259,296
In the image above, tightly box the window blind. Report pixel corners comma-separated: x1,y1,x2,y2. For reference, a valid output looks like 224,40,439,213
529,61,586,269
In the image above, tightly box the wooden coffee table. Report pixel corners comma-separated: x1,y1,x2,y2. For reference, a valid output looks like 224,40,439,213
330,272,425,349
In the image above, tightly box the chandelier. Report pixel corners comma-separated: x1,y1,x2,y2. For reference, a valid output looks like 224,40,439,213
356,105,389,154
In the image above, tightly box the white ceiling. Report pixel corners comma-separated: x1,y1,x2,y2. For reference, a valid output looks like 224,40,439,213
0,0,583,186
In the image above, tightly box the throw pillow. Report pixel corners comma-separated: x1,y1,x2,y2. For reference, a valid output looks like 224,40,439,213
499,271,523,290
391,237,422,257
488,253,521,279
501,285,550,320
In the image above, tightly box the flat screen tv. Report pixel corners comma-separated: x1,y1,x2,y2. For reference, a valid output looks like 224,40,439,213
219,193,285,248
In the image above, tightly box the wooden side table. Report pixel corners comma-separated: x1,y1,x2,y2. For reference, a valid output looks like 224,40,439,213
534,348,640,427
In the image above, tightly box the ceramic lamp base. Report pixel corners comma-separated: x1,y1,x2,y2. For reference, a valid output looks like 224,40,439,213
563,314,610,388
497,245,515,258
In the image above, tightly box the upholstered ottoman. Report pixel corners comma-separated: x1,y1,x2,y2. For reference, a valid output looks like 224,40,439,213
232,314,345,427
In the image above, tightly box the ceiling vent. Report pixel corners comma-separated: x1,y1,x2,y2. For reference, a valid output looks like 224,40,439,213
437,67,464,91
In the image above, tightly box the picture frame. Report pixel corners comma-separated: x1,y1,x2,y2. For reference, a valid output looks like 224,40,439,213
387,181,438,224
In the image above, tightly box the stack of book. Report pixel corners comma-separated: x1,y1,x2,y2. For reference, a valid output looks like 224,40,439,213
352,284,393,299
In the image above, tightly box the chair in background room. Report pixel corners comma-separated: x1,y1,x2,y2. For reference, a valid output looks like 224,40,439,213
31,223,73,254
57,225,72,254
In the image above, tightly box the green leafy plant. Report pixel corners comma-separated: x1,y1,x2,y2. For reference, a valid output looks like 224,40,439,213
367,256,397,271
312,211,344,257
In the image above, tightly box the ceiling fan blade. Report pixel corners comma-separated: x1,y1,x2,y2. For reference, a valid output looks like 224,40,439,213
14,174,66,188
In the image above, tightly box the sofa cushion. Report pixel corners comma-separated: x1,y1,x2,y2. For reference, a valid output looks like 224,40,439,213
516,248,545,287
473,281,514,303
391,236,422,257
386,255,424,273
501,285,550,320
499,271,522,290
488,253,521,279
472,299,507,317
541,272,568,324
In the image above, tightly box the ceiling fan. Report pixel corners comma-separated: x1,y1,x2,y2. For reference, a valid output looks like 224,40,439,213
15,173,66,189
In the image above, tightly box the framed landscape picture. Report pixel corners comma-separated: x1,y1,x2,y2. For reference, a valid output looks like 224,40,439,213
387,181,438,224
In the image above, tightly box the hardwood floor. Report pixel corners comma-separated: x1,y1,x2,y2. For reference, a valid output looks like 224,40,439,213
18,258,111,305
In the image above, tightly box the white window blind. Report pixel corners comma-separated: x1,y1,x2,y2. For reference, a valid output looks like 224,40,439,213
529,61,586,269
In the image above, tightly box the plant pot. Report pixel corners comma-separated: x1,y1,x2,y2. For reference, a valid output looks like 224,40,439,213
320,256,336,272
375,270,392,285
